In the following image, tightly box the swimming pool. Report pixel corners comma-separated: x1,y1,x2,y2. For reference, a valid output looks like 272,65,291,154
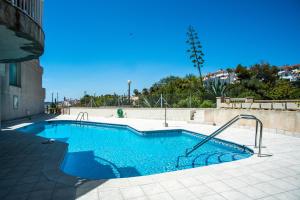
18,121,252,179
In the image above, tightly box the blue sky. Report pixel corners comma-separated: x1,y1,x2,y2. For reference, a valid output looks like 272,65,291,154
41,0,300,101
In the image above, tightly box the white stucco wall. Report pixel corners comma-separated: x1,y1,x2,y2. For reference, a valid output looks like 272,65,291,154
70,107,193,121
0,60,45,121
70,107,300,135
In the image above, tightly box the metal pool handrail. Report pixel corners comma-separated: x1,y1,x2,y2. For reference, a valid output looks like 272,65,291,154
186,114,263,157
76,112,89,122
176,114,263,168
186,114,263,156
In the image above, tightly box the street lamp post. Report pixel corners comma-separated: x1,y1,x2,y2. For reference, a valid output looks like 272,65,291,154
128,80,131,105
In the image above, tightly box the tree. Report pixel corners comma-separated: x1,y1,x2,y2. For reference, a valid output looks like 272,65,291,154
142,88,149,96
250,63,278,84
133,89,139,96
186,26,205,85
235,64,251,80
267,80,300,100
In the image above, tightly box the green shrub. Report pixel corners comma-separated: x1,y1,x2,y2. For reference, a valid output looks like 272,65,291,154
200,100,215,108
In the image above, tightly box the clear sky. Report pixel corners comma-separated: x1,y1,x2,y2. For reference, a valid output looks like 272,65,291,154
41,0,300,101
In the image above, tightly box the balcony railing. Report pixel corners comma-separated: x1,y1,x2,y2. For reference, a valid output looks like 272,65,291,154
5,0,44,26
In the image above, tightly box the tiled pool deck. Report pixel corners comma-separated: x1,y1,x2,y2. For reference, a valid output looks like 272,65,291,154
1,115,300,200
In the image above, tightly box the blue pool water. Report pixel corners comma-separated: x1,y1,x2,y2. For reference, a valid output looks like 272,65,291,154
18,121,252,179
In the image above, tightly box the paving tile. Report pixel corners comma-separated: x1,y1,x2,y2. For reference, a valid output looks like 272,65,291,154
220,178,248,189
269,179,298,191
28,190,53,200
0,179,18,188
3,193,29,200
9,183,35,194
141,183,165,196
254,182,284,195
200,194,226,200
129,197,149,200
275,192,300,200
205,181,232,193
77,188,99,200
220,190,251,200
238,185,268,199
160,180,185,191
19,175,40,184
98,189,123,200
178,177,202,187
258,196,279,200
33,180,56,191
169,188,198,200
120,186,145,199
194,174,216,183
128,177,155,186
280,176,300,187
288,189,300,198
52,187,76,200
234,175,254,184
188,184,216,197
250,172,275,182
148,192,173,200
0,187,11,199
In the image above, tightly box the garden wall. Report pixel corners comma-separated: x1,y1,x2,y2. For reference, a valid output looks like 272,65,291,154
69,107,300,136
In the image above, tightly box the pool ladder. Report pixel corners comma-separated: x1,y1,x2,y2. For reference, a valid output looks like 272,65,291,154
76,112,89,123
176,114,264,167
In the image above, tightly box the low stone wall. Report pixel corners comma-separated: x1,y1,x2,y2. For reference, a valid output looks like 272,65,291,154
217,97,300,111
69,107,300,135
199,109,300,136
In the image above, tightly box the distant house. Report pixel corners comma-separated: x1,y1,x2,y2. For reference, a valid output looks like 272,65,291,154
203,70,237,85
278,64,300,82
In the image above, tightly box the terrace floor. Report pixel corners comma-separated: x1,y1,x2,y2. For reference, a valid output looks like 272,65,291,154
1,115,300,200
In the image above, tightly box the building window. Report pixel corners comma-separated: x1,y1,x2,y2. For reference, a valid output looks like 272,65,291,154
0,64,5,76
9,63,21,87
13,95,19,110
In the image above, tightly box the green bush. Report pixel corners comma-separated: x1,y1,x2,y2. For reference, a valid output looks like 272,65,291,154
200,100,215,108
174,96,203,108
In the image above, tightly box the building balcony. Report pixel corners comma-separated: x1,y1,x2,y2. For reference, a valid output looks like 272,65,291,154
0,0,44,63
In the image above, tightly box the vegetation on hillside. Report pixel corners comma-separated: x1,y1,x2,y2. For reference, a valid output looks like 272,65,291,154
227,63,300,100
78,63,300,108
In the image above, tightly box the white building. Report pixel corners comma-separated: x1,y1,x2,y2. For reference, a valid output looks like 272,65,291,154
203,70,237,84
278,65,300,82
0,60,45,121
0,0,45,125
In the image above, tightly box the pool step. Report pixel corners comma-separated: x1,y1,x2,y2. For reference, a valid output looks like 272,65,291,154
176,151,246,169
